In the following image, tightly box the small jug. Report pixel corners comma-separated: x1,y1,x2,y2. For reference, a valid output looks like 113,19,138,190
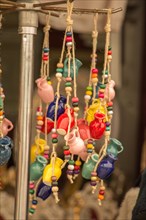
46,95,67,121
64,129,86,155
30,155,48,181
106,138,123,157
0,118,13,136
86,99,105,124
105,80,115,101
30,138,46,163
89,113,106,139
43,157,63,185
36,181,52,200
0,136,13,166
82,153,99,180
63,58,82,79
41,117,54,134
57,108,75,135
77,118,91,141
36,77,54,103
96,154,117,180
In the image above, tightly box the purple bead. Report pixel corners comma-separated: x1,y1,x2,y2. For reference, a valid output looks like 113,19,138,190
105,122,111,126
66,170,74,175
90,181,97,186
74,170,80,174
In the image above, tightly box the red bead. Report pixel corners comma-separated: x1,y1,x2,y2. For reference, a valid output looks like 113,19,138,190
99,190,105,195
72,97,79,103
74,165,80,170
66,77,72,82
91,171,97,176
66,36,72,42
108,51,112,55
92,68,98,74
64,150,70,155
51,133,58,139
37,107,42,111
98,93,104,98
107,101,113,106
43,56,48,61
43,53,48,57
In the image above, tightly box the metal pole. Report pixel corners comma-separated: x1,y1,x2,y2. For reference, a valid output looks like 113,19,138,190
14,3,38,220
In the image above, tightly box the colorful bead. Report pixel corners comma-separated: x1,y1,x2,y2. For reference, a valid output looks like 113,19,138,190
75,160,82,166
72,97,79,103
98,194,104,200
68,160,75,165
64,150,70,155
51,133,58,139
66,77,72,82
29,208,35,214
32,200,38,205
52,138,58,143
57,63,64,68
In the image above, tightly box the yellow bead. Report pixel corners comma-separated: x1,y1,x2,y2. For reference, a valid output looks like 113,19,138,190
99,89,105,93
74,107,80,112
57,63,64,68
52,186,59,192
87,144,93,149
91,78,98,83
91,176,97,181
65,87,72,92
75,160,82,166
48,81,52,85
86,91,92,96
31,205,37,209
98,194,104,200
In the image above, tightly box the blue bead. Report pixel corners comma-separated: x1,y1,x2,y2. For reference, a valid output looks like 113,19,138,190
32,200,38,205
43,47,49,52
66,31,72,36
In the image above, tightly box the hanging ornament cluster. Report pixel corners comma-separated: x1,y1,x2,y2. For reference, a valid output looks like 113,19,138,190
0,14,13,167
29,1,124,215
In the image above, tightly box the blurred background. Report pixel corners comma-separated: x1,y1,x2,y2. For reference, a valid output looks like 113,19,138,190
0,0,146,219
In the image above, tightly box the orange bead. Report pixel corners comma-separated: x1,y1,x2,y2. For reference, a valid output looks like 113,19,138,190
0,111,3,116
91,73,98,78
98,194,104,200
36,116,43,120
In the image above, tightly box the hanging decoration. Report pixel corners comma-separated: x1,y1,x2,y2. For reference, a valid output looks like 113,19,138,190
0,14,13,167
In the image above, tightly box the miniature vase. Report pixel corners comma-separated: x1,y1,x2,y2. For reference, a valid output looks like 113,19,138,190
86,99,105,124
106,138,123,157
46,95,67,121
57,108,75,135
89,113,105,139
41,117,54,134
96,154,117,179
30,155,48,181
30,138,46,163
82,153,98,179
63,58,82,79
0,118,13,136
77,118,91,141
0,136,13,166
43,157,63,185
36,181,52,200
64,129,86,155
105,80,115,101
36,77,54,103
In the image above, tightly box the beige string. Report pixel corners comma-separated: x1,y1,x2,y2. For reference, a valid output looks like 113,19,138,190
102,9,112,85
0,14,3,138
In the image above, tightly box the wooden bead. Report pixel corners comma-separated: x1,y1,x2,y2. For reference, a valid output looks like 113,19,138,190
57,63,64,68
74,107,79,112
91,78,98,83
65,87,72,92
98,194,104,200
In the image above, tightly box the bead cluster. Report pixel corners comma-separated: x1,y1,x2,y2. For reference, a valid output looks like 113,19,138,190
66,31,73,47
90,171,98,188
98,186,105,204
98,84,106,99
86,139,94,154
65,76,72,93
73,159,81,178
35,106,44,132
63,145,71,161
51,176,59,202
56,63,63,79
84,86,93,102
91,68,98,84
29,199,38,216
42,47,49,62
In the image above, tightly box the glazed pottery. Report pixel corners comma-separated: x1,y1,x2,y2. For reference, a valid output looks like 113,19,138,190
0,118,13,136
106,138,123,157
36,181,52,200
86,99,105,124
64,129,86,155
89,113,105,139
30,155,48,181
43,157,63,185
96,154,117,179
105,80,115,101
46,95,67,121
77,118,91,141
30,138,46,163
41,117,54,134
36,77,54,103
57,108,75,135
0,136,13,165
63,58,82,79
82,153,98,179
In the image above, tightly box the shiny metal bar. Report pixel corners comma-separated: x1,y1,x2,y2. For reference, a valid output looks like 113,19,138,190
14,7,38,220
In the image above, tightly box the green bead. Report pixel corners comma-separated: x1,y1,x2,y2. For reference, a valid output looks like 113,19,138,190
65,82,72,87
72,102,78,107
47,76,51,81
52,138,58,143
63,145,69,150
108,46,112,50
68,160,75,165
56,68,63,73
102,70,108,75
52,181,58,186
29,189,35,195
106,127,111,131
29,208,35,214
87,149,93,153
107,106,113,111
86,86,93,91
100,84,106,89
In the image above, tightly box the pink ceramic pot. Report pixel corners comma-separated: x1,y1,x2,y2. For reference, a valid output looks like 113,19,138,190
0,118,13,136
105,80,115,101
36,77,54,103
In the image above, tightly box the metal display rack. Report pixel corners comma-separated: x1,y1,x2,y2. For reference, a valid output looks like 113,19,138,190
0,1,122,219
